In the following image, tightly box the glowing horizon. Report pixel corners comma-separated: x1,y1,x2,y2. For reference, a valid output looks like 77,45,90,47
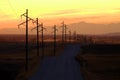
0,0,120,34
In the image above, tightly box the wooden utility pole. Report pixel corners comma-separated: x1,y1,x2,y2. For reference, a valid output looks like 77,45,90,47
40,23,46,59
18,9,34,71
73,31,77,41
61,21,68,44
53,25,57,56
31,18,42,56
36,18,39,56
61,21,65,44
32,22,46,59
25,9,28,71
64,24,67,43
69,30,71,43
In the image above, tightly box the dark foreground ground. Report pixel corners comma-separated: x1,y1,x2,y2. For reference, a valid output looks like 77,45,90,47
76,44,120,80
0,41,120,80
0,42,63,80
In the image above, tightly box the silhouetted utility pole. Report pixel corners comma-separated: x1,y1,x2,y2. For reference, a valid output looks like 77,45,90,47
39,23,46,59
73,31,77,41
32,22,46,59
25,9,28,71
36,18,39,56
61,21,64,44
61,21,66,44
64,24,67,43
18,9,34,71
31,18,40,56
69,30,71,43
53,25,58,56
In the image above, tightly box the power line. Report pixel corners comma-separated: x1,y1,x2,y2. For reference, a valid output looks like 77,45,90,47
7,0,18,18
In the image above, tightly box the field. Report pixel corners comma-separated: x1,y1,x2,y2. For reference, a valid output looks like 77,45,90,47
0,34,120,80
77,35,120,44
76,44,120,80
0,34,64,80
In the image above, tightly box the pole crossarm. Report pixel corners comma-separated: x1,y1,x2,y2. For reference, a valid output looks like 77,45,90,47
54,25,58,31
18,18,33,28
21,12,35,22
39,23,47,32
31,25,41,31
52,25,58,32
31,22,46,32
18,12,35,28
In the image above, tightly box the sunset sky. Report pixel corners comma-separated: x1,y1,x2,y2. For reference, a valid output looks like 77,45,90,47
0,0,120,34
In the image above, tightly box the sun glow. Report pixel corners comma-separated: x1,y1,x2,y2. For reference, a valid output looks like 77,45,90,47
0,0,120,34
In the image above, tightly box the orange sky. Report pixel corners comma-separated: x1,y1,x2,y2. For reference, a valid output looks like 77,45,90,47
0,0,120,34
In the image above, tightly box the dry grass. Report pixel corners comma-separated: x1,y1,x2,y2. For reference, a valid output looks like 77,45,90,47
15,57,41,80
15,43,64,80
76,53,120,80
0,41,64,80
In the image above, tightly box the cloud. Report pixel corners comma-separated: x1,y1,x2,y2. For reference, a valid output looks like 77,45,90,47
0,14,12,21
0,14,10,18
43,9,80,16
114,8,120,10
81,16,106,19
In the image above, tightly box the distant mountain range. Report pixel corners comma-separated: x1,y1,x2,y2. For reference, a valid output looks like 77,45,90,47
68,21,120,35
0,21,120,35
104,32,120,36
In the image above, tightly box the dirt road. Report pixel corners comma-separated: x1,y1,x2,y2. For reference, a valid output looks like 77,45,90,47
29,44,83,80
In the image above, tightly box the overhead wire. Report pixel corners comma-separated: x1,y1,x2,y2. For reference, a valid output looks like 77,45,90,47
7,0,19,18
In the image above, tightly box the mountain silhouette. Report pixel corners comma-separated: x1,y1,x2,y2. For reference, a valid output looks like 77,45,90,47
0,22,120,35
68,21,120,35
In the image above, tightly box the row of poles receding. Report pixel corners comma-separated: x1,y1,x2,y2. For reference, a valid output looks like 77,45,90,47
18,9,77,71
